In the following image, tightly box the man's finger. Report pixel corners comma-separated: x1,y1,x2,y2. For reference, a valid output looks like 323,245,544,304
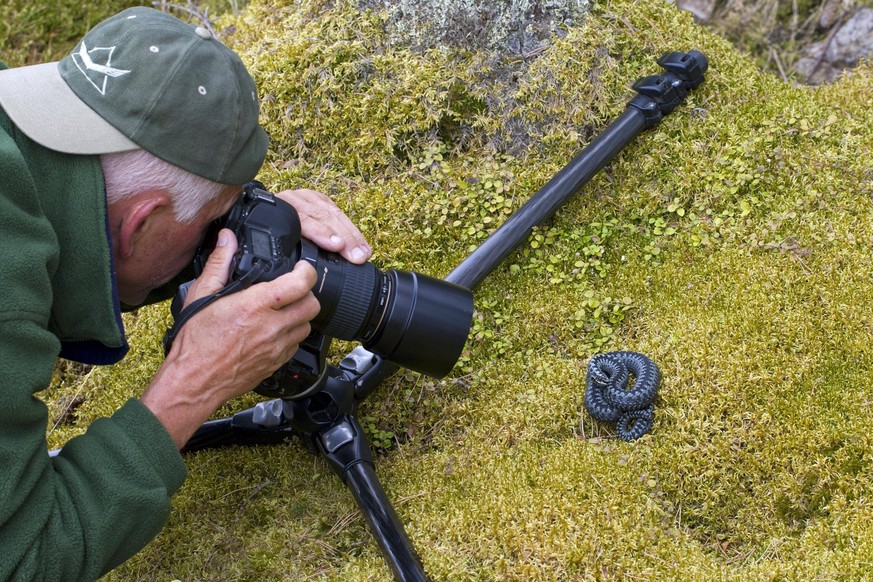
257,260,318,311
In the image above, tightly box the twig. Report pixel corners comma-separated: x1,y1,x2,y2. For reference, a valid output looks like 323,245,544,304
48,366,97,435
152,1,217,36
521,45,548,60
326,509,361,536
770,46,788,82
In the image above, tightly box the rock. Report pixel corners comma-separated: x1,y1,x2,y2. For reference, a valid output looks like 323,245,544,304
360,0,591,56
826,7,873,68
672,0,717,23
817,0,845,29
795,7,873,83
794,44,837,84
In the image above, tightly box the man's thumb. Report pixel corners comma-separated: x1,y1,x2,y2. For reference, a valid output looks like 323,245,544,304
185,229,238,304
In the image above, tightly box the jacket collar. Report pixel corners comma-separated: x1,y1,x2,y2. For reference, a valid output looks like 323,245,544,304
22,127,129,364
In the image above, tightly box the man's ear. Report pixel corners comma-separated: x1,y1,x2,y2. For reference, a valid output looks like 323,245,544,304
118,193,172,258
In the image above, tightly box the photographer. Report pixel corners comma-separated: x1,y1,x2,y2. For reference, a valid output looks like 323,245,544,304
0,7,370,579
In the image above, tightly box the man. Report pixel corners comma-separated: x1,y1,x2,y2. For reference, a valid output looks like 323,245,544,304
0,7,371,579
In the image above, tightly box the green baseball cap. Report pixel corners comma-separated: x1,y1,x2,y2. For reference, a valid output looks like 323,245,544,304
0,7,268,184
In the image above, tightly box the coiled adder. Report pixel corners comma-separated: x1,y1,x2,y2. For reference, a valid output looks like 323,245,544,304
584,351,660,441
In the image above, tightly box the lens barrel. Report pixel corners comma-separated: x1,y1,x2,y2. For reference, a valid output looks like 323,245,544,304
303,241,474,378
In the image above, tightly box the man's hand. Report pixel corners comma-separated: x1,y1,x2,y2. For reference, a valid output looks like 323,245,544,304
277,188,372,264
141,228,320,449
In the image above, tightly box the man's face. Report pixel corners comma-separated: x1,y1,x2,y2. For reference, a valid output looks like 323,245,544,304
114,190,238,306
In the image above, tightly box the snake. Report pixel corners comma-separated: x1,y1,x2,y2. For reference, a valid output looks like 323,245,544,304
584,351,660,441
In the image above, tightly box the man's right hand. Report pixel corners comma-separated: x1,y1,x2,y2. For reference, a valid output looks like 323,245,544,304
140,228,320,449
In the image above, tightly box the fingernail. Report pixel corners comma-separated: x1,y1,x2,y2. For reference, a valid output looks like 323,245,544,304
216,231,229,247
330,234,343,245
351,247,365,261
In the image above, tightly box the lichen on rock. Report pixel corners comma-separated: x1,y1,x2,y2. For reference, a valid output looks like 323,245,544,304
360,0,590,57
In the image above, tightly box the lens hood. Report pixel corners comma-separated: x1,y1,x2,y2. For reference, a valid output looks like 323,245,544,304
364,271,474,378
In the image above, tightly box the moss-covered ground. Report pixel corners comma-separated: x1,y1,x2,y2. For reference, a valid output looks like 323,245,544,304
9,0,873,579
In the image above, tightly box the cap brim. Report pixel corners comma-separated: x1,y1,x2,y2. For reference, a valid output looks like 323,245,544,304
0,62,138,154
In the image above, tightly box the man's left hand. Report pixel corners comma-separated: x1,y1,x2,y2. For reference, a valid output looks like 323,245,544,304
277,189,371,265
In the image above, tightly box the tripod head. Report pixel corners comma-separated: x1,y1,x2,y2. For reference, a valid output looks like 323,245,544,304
628,50,709,126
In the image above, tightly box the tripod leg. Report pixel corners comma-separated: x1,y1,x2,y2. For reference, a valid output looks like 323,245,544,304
317,416,430,582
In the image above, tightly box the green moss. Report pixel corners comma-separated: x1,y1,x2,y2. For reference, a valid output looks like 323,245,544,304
0,0,144,65
0,1,249,66
28,0,873,579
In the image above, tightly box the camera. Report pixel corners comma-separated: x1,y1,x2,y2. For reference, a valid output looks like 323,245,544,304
182,182,474,396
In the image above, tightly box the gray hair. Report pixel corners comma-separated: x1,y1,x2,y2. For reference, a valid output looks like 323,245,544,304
100,149,238,223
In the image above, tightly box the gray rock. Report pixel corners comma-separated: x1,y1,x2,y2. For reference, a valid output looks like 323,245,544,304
360,0,591,56
795,8,873,83
672,0,717,23
826,7,873,68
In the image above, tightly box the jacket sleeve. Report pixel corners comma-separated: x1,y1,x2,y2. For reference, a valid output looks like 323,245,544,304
0,124,187,580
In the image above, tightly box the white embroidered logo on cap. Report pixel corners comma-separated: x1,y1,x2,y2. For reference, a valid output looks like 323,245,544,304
71,42,131,96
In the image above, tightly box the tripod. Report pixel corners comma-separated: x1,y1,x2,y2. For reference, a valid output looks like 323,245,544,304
182,50,708,581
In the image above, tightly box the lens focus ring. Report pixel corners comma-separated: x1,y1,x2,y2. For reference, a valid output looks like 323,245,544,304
316,261,378,341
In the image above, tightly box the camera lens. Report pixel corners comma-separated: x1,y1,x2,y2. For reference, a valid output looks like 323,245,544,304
301,241,474,378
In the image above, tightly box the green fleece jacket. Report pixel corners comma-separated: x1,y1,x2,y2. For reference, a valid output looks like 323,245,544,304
0,92,188,578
